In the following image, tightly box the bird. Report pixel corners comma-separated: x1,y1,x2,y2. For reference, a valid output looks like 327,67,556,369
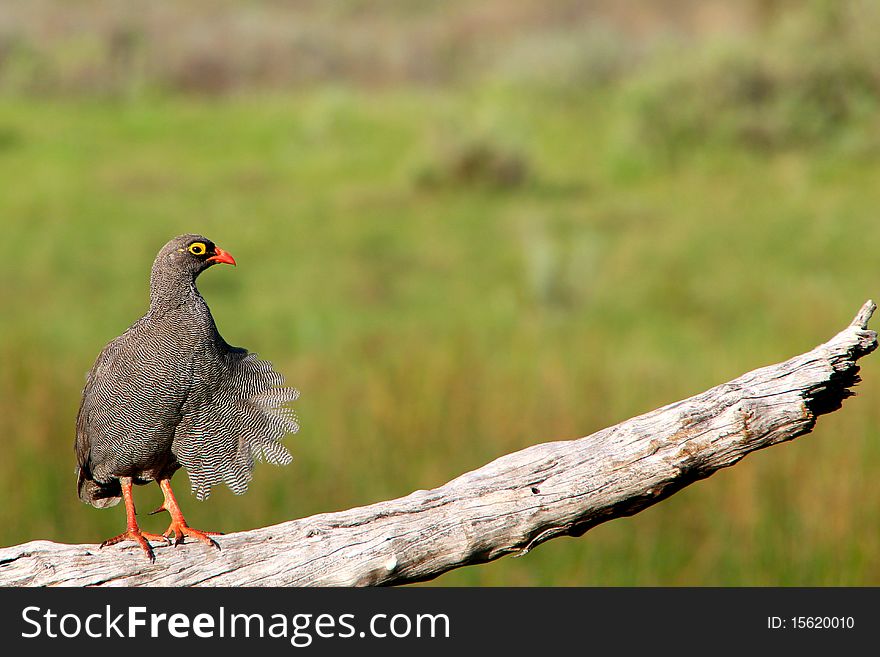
75,234,299,561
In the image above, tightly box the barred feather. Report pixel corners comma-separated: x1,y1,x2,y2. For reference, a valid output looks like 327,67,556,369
173,350,299,500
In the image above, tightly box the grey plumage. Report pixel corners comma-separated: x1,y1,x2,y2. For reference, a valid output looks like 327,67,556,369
75,234,298,509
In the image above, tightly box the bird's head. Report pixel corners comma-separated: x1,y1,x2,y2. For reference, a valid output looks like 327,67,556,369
149,234,237,306
156,233,237,278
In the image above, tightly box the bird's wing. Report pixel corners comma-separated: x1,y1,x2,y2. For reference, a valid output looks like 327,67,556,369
74,326,146,507
172,345,299,500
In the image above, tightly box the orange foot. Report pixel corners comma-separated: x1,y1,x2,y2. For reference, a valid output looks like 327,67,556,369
152,478,222,550
100,476,172,562
163,520,223,548
101,529,171,563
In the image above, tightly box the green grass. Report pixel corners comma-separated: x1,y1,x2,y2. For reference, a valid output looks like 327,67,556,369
1,82,879,585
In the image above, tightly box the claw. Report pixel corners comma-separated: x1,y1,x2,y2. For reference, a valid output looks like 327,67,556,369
155,478,223,550
164,523,223,549
99,477,170,563
100,529,170,562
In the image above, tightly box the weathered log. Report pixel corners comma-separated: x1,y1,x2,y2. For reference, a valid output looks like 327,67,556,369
1,301,876,587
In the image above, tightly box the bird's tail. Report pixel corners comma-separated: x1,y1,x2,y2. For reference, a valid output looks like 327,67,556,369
76,466,121,508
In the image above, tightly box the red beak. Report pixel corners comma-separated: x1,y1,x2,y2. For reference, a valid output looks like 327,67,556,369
207,246,236,266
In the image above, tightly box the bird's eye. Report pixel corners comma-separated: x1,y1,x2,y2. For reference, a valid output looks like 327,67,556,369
188,242,207,256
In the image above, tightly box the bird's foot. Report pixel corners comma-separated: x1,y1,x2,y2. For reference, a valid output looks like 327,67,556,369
100,529,171,563
163,521,223,549
153,478,222,550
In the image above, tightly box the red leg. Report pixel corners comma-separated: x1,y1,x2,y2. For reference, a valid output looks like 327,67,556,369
100,477,170,562
152,478,222,549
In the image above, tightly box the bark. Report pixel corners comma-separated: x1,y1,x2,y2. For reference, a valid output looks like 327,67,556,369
1,301,876,587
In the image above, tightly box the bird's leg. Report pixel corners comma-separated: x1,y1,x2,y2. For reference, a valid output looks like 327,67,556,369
152,478,222,549
100,477,170,562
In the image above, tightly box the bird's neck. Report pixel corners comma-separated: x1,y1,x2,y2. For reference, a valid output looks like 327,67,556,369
148,265,203,312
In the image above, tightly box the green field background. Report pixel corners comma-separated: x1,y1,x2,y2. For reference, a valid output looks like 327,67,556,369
1,1,879,585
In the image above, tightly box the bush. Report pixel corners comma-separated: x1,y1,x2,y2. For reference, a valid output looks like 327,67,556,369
625,2,880,154
414,139,531,190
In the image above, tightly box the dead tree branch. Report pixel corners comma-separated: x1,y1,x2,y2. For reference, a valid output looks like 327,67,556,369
1,301,876,586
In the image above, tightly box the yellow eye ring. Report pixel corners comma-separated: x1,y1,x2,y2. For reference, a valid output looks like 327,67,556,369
188,242,207,256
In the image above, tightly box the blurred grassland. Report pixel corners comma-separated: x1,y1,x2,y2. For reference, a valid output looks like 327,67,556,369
1,1,880,585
